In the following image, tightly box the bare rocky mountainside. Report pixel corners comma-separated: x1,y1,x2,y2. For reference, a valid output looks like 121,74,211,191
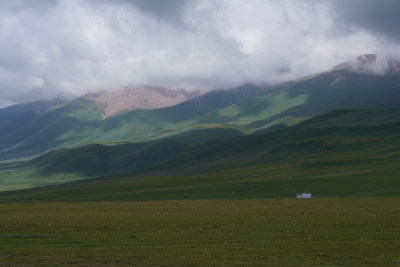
86,85,201,118
332,54,400,75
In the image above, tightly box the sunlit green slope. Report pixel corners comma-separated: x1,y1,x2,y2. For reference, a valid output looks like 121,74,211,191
0,84,266,160
1,108,400,201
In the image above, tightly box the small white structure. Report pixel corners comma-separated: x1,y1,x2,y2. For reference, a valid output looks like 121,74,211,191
297,193,311,198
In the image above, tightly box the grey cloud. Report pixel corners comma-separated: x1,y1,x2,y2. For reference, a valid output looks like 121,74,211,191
0,0,57,11
0,0,399,108
332,0,400,41
126,0,187,19
108,0,191,26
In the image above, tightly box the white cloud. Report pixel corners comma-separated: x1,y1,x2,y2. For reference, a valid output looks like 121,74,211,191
0,0,399,107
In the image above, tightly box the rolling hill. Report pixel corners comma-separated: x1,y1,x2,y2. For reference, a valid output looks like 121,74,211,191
1,108,400,201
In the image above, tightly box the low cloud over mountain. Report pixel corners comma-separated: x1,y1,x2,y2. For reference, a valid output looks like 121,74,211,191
0,0,399,107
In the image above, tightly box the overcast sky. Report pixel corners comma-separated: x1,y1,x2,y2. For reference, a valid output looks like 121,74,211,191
0,0,399,107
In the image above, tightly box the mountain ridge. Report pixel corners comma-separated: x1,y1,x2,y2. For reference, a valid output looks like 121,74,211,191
332,54,400,75
0,54,399,162
0,54,399,192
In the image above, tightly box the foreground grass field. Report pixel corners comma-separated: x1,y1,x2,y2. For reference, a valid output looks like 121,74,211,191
0,198,399,266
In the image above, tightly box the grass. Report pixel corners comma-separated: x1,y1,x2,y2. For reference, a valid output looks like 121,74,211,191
201,91,309,126
0,126,246,192
1,155,399,202
0,198,398,266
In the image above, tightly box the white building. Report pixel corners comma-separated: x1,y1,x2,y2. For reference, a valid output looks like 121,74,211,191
297,193,311,198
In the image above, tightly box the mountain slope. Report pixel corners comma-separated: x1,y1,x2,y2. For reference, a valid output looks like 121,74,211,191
0,99,66,153
145,55,400,137
0,98,102,160
30,139,188,177
1,108,400,200
151,108,400,170
151,56,400,138
0,54,399,163
0,126,244,191
56,58,400,147
271,68,400,118
0,84,267,160
30,127,242,178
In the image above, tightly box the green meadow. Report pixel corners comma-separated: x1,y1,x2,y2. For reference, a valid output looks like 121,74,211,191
0,198,399,266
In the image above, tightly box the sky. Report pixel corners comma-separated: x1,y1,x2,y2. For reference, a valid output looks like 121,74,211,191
0,0,399,107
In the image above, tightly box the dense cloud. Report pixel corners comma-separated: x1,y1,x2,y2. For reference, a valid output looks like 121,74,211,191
332,0,400,42
0,0,399,107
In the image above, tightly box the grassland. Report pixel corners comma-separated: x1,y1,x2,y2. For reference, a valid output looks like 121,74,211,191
0,198,398,266
1,154,398,202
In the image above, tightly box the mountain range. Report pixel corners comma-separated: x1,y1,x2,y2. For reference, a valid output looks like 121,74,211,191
0,54,399,199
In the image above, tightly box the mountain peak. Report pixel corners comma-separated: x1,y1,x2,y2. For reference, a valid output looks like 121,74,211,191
332,54,375,72
332,54,400,75
86,85,201,119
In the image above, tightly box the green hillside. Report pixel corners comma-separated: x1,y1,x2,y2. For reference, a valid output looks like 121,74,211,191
39,67,400,151
1,108,400,201
0,126,244,191
0,84,266,160
1,60,399,163
54,84,274,146
0,98,102,160
272,69,400,117
0,100,65,154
